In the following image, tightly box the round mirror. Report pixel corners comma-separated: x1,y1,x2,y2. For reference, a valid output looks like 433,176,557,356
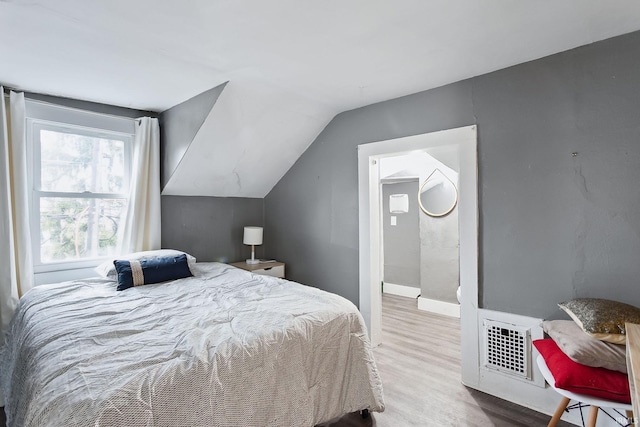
418,168,458,217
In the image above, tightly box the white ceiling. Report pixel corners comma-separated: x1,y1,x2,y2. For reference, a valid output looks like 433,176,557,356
3,1,640,197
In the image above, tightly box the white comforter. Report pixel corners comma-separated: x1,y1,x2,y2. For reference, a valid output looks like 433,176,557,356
0,262,384,427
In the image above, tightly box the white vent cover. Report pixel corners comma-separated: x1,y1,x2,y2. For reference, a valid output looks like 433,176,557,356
483,319,531,380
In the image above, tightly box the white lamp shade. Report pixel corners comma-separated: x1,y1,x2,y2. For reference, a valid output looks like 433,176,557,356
243,226,263,245
389,194,409,214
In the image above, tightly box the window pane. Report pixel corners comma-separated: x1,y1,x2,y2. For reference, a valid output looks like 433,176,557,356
40,197,126,263
40,129,126,193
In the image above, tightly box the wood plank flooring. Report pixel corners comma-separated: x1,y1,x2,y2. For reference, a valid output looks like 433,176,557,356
318,294,571,427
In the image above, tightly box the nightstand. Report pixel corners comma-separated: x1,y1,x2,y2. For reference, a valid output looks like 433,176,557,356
230,261,285,279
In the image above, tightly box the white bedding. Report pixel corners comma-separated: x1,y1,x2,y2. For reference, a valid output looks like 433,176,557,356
0,262,384,426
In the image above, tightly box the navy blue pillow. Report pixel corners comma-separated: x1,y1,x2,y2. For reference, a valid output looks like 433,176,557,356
114,254,193,291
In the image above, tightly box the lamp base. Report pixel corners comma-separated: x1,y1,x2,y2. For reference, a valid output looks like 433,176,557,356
246,259,260,265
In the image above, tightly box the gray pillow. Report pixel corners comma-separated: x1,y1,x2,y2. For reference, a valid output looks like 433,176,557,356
542,320,627,373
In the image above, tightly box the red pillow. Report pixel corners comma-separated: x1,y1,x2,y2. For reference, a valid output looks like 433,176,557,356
533,338,630,403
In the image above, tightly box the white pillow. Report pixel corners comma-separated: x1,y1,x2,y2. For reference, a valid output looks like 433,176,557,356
542,320,627,373
96,249,197,279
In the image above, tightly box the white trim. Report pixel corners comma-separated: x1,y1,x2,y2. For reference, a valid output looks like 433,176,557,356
34,267,98,286
417,296,460,318
383,282,420,298
25,106,134,273
357,149,381,348
25,99,136,134
358,125,478,383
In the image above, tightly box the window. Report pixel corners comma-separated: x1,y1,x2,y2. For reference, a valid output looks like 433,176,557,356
26,101,135,274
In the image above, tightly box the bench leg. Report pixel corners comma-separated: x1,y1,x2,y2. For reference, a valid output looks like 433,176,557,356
548,396,571,427
586,405,598,427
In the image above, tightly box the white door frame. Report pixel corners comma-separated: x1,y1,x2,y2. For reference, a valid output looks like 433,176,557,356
357,125,480,386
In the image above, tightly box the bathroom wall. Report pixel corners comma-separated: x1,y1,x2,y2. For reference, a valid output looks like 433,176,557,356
419,166,460,304
381,181,420,289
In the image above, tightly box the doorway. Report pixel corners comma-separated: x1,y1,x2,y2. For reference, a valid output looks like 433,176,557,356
379,150,461,317
357,125,480,386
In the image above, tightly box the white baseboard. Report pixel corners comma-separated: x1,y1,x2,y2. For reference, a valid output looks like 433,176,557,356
383,282,421,298
417,296,460,318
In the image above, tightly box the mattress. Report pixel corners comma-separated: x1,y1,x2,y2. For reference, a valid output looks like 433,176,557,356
0,262,384,426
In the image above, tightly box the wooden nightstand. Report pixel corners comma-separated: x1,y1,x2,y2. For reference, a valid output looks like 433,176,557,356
230,261,285,279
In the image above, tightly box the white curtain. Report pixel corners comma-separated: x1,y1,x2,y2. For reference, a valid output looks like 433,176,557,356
0,88,33,335
120,117,161,253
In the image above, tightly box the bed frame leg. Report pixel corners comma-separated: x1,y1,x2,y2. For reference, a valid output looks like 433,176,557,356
360,409,370,419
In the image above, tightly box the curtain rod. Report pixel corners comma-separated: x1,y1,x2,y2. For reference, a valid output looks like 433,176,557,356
2,86,151,122
27,98,143,123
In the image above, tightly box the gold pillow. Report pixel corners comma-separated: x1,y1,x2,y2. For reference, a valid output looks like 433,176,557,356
558,298,640,345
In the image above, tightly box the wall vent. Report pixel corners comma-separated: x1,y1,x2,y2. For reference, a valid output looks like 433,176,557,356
483,319,531,380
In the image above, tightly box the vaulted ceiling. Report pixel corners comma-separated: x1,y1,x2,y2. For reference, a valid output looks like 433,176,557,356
2,1,640,197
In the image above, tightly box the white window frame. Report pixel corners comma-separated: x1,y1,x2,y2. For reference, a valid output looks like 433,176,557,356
25,100,136,277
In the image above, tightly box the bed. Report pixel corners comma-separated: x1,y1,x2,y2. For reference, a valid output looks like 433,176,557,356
0,259,384,426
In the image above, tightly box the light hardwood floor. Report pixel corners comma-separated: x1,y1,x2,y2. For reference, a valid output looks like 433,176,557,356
318,294,570,427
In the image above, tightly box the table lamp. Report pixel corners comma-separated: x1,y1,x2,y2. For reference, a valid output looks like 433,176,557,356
243,226,263,264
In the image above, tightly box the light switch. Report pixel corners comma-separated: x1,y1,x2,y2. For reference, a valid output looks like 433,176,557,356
391,216,397,226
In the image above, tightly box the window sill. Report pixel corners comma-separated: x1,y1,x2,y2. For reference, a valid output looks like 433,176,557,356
34,266,100,286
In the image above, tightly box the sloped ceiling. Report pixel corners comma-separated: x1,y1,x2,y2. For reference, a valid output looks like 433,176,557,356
160,79,335,197
159,84,226,190
2,1,640,197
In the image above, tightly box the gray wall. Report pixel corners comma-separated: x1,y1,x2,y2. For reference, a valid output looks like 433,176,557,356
382,181,420,288
475,32,640,316
264,80,473,304
265,30,640,319
161,196,264,263
159,83,226,189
